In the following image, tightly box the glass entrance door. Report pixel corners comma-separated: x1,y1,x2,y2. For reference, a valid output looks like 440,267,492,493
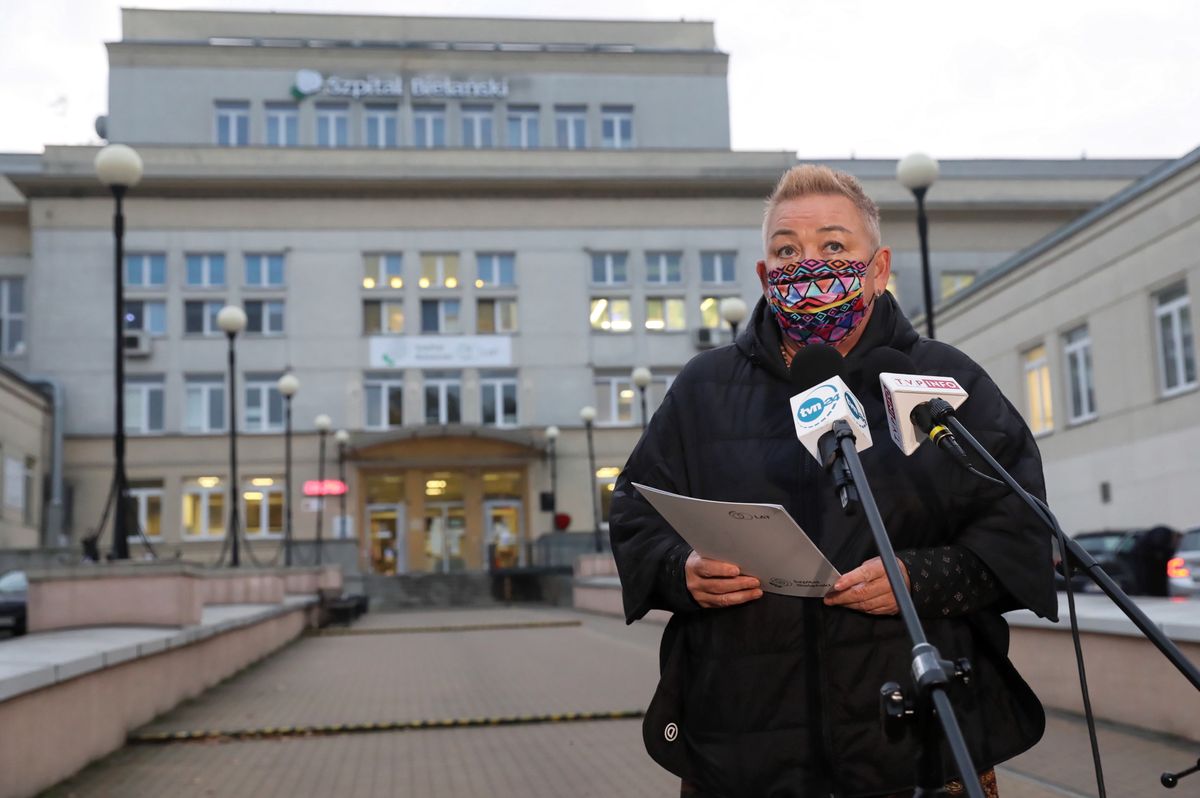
423,502,467,573
484,500,523,568
367,503,406,575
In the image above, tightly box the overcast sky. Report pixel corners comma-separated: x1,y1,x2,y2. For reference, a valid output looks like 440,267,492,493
5,0,1199,159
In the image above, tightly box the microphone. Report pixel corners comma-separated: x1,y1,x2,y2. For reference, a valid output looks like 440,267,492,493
860,348,968,460
788,344,871,513
787,344,873,462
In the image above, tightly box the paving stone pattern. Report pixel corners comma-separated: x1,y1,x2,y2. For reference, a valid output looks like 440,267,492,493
43,607,1197,797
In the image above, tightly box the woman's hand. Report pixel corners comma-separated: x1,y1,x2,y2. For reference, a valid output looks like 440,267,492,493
685,551,764,608
823,556,910,615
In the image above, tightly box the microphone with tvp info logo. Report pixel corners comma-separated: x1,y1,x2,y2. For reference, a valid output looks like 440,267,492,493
860,347,971,467
787,344,872,513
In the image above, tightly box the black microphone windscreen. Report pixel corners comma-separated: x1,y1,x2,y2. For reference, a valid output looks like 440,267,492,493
859,347,917,399
788,343,846,391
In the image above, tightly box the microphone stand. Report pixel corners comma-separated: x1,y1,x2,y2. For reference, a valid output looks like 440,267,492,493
823,420,986,798
923,401,1200,795
925,401,1200,693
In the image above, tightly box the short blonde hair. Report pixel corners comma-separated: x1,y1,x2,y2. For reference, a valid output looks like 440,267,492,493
762,164,881,251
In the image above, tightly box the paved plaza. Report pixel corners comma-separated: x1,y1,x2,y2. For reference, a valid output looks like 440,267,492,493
41,607,1198,797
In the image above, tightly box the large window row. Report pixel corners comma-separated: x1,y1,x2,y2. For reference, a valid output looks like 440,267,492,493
126,252,285,289
363,297,516,335
589,250,738,286
124,371,521,435
1020,281,1196,436
590,295,739,333
129,476,285,541
124,299,285,337
217,100,634,150
362,252,516,291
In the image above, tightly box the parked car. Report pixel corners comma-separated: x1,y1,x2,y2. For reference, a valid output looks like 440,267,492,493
1055,530,1151,594
0,570,27,636
1168,527,1200,597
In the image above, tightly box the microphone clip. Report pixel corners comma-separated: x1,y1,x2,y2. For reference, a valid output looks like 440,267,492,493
818,420,860,516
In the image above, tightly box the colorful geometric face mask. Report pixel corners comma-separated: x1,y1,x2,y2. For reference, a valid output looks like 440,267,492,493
765,256,874,347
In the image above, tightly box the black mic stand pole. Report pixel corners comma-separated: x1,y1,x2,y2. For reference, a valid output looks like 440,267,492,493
824,420,985,798
925,401,1200,693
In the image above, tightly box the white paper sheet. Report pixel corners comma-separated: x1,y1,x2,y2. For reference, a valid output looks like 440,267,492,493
634,482,840,598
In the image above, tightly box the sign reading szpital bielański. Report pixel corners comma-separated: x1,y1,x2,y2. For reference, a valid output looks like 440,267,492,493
292,69,509,101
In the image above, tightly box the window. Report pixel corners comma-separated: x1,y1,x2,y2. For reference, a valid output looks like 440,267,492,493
364,377,404,429
595,376,635,425
244,380,284,431
481,374,518,427
243,478,284,537
124,300,166,335
215,101,249,146
941,271,976,299
22,456,34,527
126,253,166,288
555,105,587,149
182,477,225,538
185,377,226,433
1155,283,1197,396
129,481,163,539
0,279,21,355
421,299,462,334
413,105,446,148
590,252,627,285
424,373,462,425
245,300,285,335
184,300,224,335
364,300,405,334
506,105,539,148
1022,345,1053,435
645,297,686,331
124,379,164,434
601,106,633,149
477,298,517,334
462,104,494,148
699,296,729,329
264,102,298,147
476,253,515,287
1063,326,1096,424
185,254,225,288
364,104,398,148
316,102,350,147
245,253,284,287
590,298,632,332
646,251,682,284
363,254,403,289
419,253,459,288
701,251,737,284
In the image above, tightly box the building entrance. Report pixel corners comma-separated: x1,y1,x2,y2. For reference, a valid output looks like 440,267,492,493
422,502,467,572
366,503,405,575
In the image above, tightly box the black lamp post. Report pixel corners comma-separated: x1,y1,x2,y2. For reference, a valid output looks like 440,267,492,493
314,413,332,565
720,296,748,340
95,144,143,560
277,372,299,566
631,366,652,432
335,428,349,540
217,305,248,567
545,425,559,514
579,405,601,552
897,152,940,339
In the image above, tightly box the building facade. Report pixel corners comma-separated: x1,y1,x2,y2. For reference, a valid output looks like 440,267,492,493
0,8,1168,568
938,147,1200,535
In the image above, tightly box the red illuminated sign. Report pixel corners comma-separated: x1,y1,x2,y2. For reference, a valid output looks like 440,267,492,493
304,479,347,497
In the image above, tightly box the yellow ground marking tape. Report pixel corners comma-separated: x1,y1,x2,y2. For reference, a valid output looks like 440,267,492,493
305,619,582,637
129,710,646,745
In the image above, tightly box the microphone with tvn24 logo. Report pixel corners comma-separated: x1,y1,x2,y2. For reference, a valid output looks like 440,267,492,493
787,344,872,513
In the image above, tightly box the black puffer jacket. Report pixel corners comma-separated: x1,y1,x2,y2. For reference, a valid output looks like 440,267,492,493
609,293,1057,798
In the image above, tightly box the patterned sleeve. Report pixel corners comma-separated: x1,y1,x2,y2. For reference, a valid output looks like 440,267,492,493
896,545,1005,618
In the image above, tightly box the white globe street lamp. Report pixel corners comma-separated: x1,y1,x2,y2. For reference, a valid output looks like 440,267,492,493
276,372,300,565
896,152,941,339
